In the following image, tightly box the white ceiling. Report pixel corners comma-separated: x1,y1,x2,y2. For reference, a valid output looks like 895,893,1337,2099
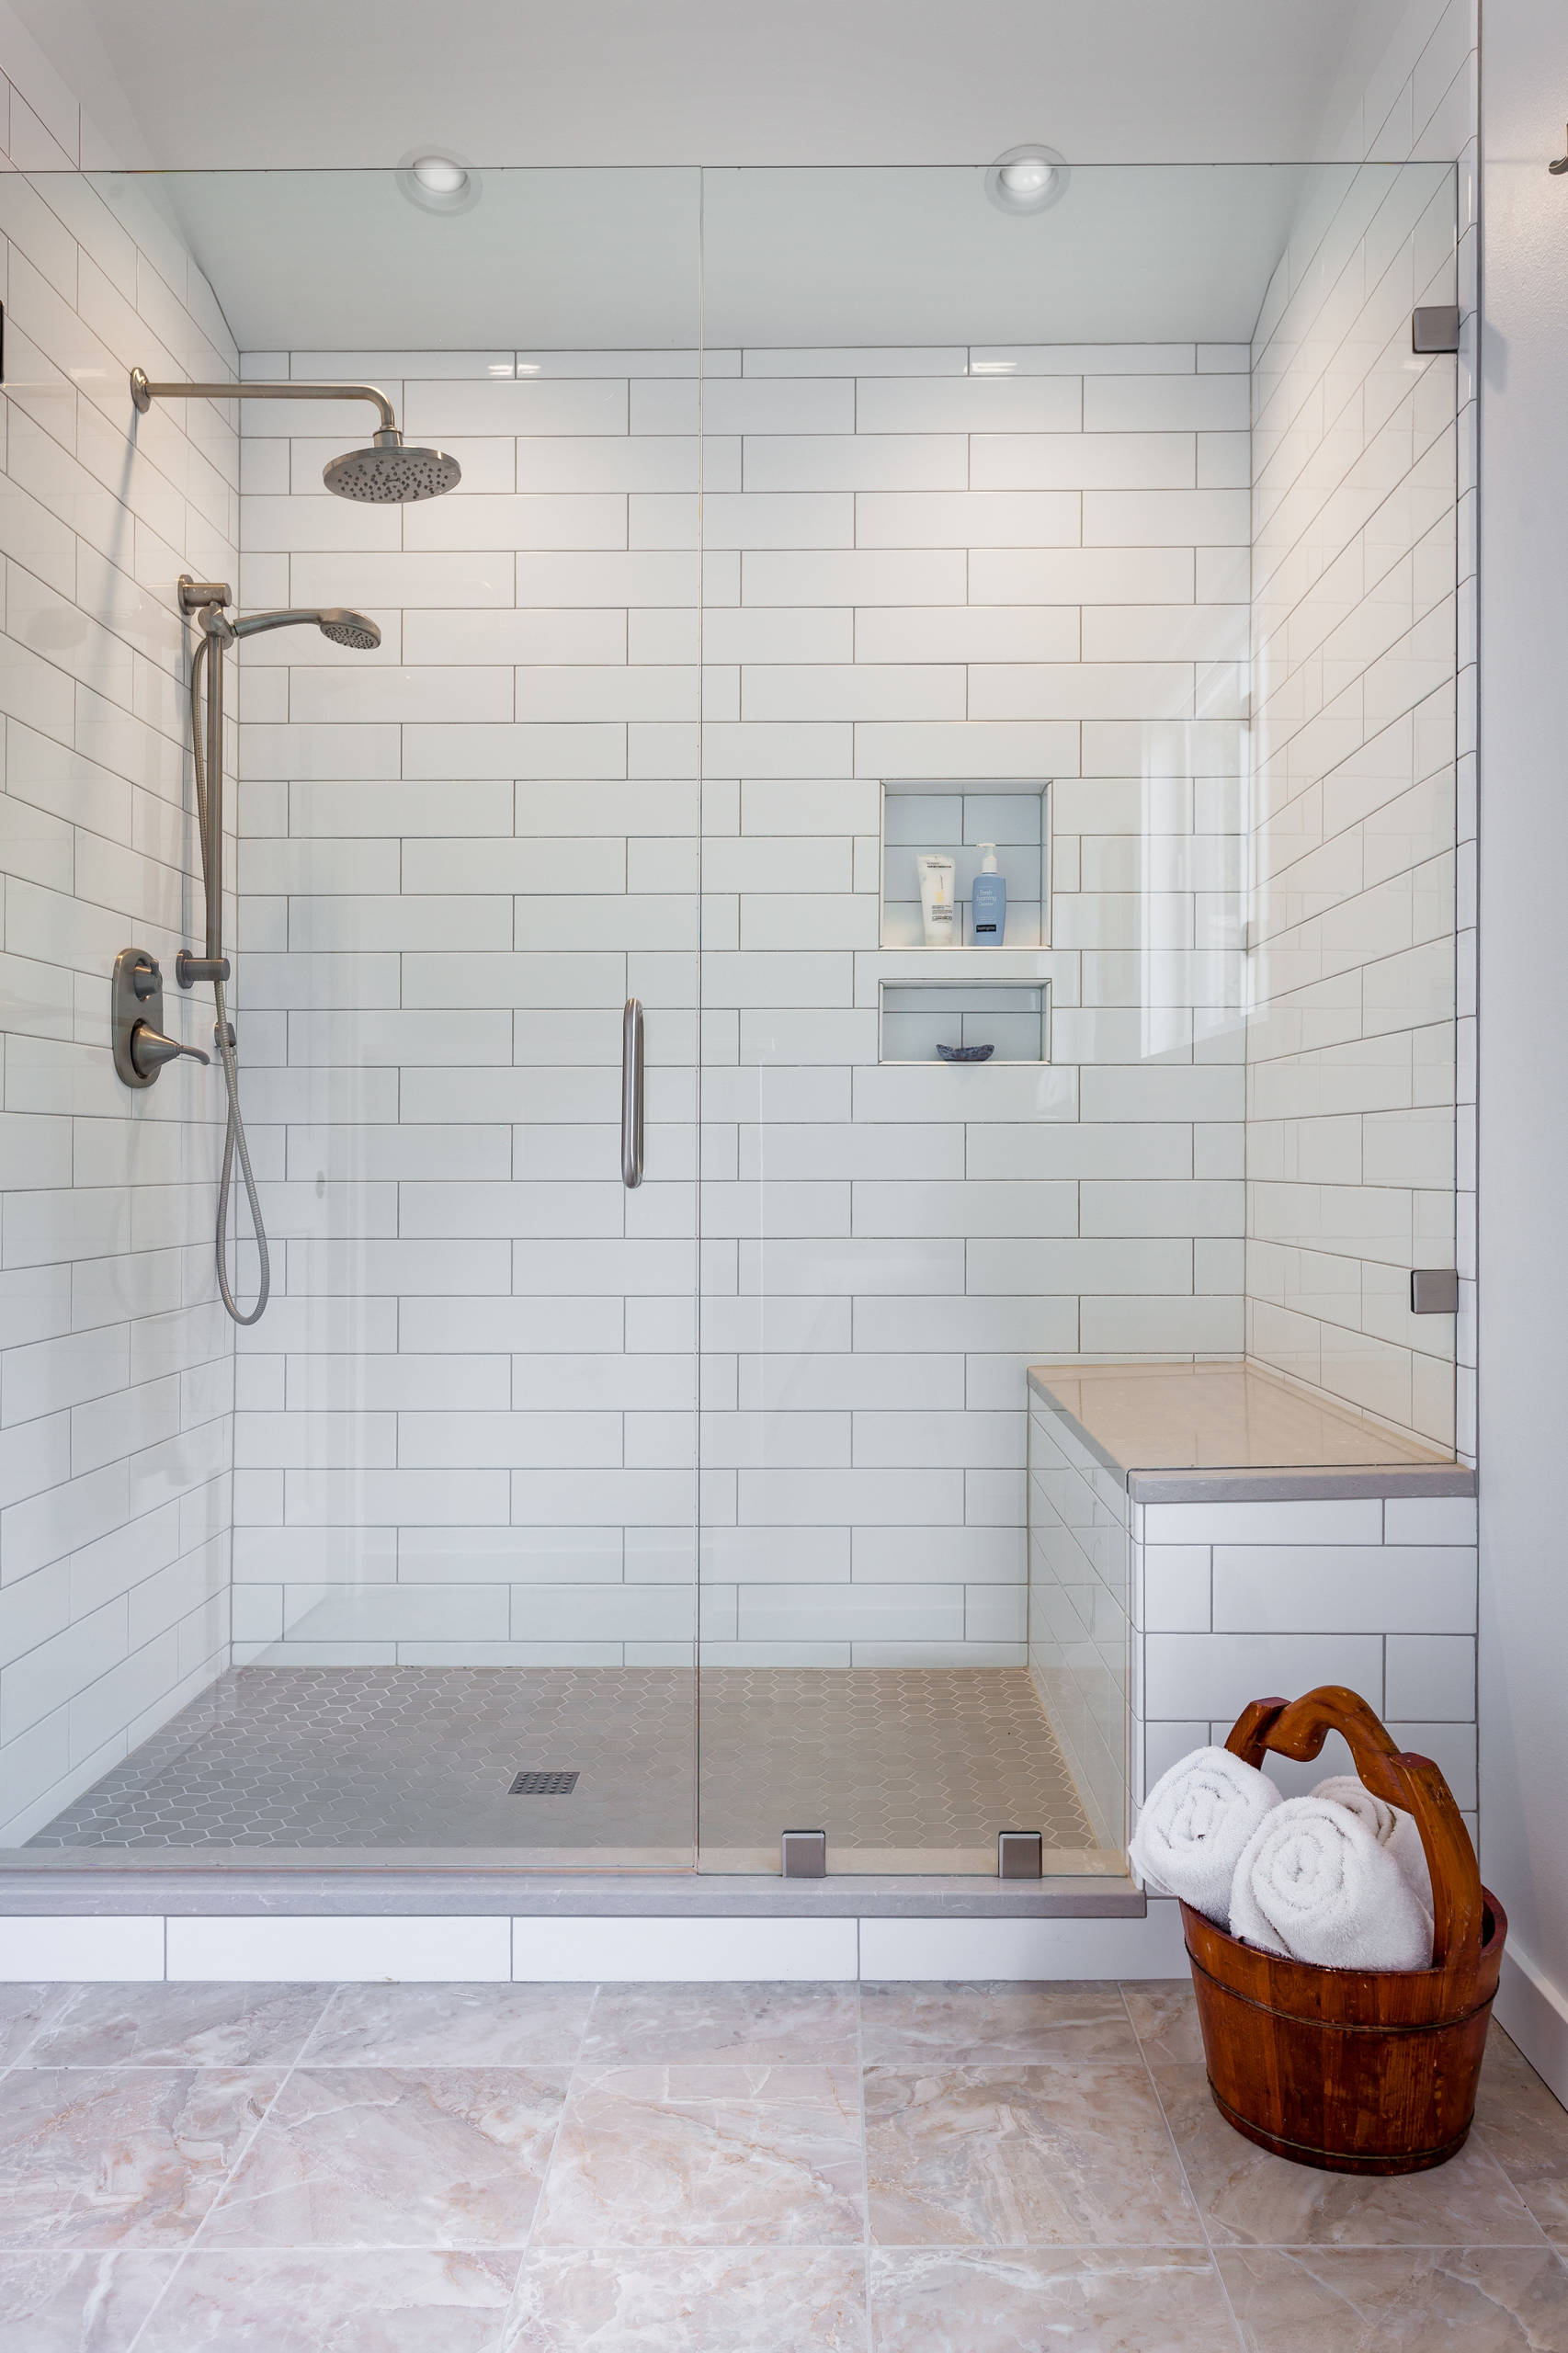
25,0,1406,173
103,162,1336,353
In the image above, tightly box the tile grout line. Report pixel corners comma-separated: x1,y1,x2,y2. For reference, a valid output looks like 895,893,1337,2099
119,1976,340,2353
102,1979,602,2345
493,1972,603,2317
1118,1976,1249,2353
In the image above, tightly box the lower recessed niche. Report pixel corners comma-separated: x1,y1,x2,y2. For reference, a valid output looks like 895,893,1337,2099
879,976,1051,1063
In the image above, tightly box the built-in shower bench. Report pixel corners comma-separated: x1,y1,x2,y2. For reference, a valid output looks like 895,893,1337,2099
1026,1359,1478,1860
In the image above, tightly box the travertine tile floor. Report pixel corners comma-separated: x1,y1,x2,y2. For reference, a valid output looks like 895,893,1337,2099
0,1975,1564,2348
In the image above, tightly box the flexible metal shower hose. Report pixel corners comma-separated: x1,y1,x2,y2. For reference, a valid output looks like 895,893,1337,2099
190,632,271,1325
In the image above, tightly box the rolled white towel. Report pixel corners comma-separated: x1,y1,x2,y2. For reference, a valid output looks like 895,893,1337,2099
1311,1774,1433,1913
1230,1794,1434,1971
1129,1745,1280,1925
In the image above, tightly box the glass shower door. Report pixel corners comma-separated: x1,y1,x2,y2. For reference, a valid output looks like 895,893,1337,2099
7,164,705,1871
233,165,709,1869
228,165,707,1869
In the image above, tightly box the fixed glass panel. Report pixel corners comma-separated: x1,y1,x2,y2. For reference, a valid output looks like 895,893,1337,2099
695,163,1460,1875
5,166,702,1866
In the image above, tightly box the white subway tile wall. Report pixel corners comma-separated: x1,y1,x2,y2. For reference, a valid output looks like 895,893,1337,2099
1133,1486,1478,1836
0,119,240,1839
1246,131,1470,1447
232,342,1252,1666
234,344,707,1671
701,348,1251,1665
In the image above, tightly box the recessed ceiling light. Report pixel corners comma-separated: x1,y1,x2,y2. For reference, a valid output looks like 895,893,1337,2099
985,144,1070,217
396,147,483,216
414,155,467,196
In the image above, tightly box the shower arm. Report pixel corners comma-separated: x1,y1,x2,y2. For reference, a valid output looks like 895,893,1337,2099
130,369,401,438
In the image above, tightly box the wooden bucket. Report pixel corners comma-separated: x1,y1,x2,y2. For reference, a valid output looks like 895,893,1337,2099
1180,1684,1506,2176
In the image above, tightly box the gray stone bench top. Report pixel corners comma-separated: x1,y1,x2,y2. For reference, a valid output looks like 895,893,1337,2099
1027,1361,1475,1502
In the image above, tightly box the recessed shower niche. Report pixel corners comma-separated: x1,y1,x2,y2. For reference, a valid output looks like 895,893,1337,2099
880,780,1051,949
874,779,1054,1063
878,978,1052,1064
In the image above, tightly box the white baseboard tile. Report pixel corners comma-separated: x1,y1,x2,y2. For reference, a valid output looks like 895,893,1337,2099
4,1903,1191,1986
165,1915,512,1982
1495,1938,1568,2111
0,1915,166,1982
858,1899,1189,1982
512,1915,860,1982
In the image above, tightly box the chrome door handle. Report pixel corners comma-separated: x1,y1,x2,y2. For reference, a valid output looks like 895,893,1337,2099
621,996,644,1188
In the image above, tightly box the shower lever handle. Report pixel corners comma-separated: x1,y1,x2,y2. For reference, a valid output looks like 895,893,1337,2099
129,1024,210,1078
621,997,644,1188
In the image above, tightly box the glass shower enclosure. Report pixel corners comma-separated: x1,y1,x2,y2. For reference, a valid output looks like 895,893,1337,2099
0,154,1461,1879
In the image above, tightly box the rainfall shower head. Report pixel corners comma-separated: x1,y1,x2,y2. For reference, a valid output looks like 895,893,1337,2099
229,607,382,649
129,369,461,504
323,435,461,504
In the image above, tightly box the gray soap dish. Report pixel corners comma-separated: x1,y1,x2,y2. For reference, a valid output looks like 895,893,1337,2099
937,1042,994,1063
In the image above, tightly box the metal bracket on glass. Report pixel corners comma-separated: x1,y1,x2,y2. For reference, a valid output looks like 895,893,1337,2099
997,1830,1043,1881
1410,1269,1460,1314
621,996,644,1188
781,1829,827,1879
1412,305,1460,354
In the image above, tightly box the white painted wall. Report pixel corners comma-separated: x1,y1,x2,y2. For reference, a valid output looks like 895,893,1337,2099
0,26,240,1843
1476,0,1568,2100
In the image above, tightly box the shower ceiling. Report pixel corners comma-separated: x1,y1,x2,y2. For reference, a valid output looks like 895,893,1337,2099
19,0,1408,172
97,163,1311,350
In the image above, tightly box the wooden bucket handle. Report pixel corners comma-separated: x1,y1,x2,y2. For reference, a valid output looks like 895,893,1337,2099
1225,1683,1484,1986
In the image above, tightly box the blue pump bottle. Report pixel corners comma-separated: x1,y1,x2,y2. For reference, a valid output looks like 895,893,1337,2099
971,843,1006,944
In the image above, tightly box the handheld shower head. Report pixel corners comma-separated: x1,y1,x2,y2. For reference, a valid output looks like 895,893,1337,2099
323,433,461,504
228,607,381,649
318,610,382,650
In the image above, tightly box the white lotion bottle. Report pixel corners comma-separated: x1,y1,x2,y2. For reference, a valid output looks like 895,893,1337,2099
916,852,957,946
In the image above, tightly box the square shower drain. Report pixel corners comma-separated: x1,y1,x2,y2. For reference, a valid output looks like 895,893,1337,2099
508,1770,579,1796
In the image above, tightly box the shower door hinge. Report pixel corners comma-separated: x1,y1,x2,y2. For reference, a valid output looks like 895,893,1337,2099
780,1828,826,1878
1412,305,1460,354
1410,1269,1460,1314
997,1830,1043,1880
